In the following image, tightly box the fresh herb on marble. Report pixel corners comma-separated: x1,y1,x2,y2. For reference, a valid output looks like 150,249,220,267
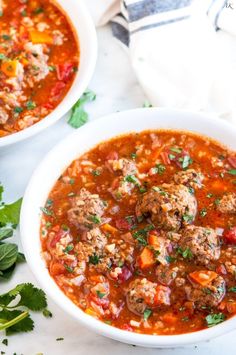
68,90,96,128
0,283,48,335
0,184,25,280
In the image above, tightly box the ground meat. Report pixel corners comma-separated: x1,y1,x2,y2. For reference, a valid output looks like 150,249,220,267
179,226,220,265
107,158,137,176
185,276,226,309
173,169,204,189
126,278,171,315
217,193,236,214
67,188,106,229
76,228,107,263
24,42,49,86
152,236,171,266
126,278,158,315
156,265,178,285
136,184,197,231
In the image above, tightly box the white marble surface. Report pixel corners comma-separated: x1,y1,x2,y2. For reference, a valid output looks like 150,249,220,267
0,24,236,355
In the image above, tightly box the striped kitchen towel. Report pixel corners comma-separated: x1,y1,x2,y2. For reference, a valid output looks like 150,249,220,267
86,0,236,122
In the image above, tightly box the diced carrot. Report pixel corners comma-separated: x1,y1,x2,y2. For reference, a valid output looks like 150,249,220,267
226,301,236,314
138,247,155,269
189,270,218,286
0,130,8,137
89,275,105,283
148,234,159,247
218,301,226,311
50,262,65,276
101,223,118,234
1,60,19,77
161,312,178,325
160,151,171,165
29,30,53,44
85,308,99,318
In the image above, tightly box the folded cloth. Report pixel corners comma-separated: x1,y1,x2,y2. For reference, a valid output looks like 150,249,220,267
87,0,236,123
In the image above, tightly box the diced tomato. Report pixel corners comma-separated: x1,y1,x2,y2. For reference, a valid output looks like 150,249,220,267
50,262,65,276
56,63,74,82
227,301,236,314
228,156,236,168
90,294,109,309
160,151,171,165
224,227,236,244
50,81,66,101
120,324,133,332
106,151,119,161
115,217,135,231
216,264,227,275
50,229,66,248
118,266,132,283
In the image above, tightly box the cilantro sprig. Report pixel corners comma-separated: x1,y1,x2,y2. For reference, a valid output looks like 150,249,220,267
68,90,96,128
0,184,24,280
0,283,48,335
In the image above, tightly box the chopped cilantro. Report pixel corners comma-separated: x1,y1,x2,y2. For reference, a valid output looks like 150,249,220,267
200,208,207,217
170,147,182,154
64,264,74,273
40,207,53,216
34,7,44,14
14,107,23,114
63,245,74,254
207,193,213,198
130,153,137,159
88,215,101,224
124,175,140,185
96,291,106,299
143,309,152,320
182,214,194,223
179,155,193,169
228,286,236,292
177,247,193,259
2,35,11,41
153,164,166,175
26,101,36,110
228,169,236,175
205,313,225,327
92,170,101,177
89,253,100,265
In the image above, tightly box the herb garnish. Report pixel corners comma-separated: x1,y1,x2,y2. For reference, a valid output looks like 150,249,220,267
68,91,96,128
89,253,100,265
205,313,225,327
143,309,152,321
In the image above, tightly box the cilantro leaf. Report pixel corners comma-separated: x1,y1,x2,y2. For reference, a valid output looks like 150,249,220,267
68,91,96,128
143,309,152,320
0,244,18,271
0,228,13,241
0,310,34,335
0,198,22,225
205,313,225,327
0,185,3,201
17,283,47,311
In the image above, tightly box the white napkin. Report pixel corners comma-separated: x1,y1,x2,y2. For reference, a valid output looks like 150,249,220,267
86,0,236,123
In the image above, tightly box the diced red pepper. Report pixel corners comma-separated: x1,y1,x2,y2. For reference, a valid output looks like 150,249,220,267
50,81,66,101
160,151,171,165
56,63,74,82
228,156,236,168
115,217,135,231
50,229,66,248
224,227,236,244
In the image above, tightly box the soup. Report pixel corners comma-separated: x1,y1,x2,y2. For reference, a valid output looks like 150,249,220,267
40,130,236,335
0,0,79,136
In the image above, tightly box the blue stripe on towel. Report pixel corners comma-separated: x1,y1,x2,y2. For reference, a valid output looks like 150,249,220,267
131,15,190,34
126,0,192,22
111,21,130,46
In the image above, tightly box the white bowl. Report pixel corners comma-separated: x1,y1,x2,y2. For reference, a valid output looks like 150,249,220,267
0,0,97,148
20,108,236,348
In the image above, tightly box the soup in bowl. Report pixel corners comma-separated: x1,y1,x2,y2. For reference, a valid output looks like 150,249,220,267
0,0,96,147
20,108,236,347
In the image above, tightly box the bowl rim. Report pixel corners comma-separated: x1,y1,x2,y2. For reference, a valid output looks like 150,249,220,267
20,108,236,347
0,0,97,148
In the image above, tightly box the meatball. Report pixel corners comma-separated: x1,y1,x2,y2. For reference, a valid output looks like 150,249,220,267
185,275,226,309
216,193,236,214
126,278,170,315
136,184,197,231
76,228,107,262
68,188,106,229
179,226,220,265
173,169,204,189
107,158,137,176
